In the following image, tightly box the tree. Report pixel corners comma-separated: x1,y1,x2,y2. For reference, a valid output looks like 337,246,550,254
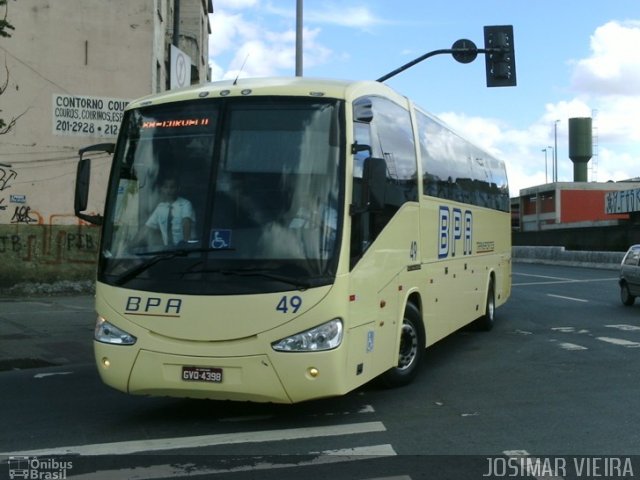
0,0,16,134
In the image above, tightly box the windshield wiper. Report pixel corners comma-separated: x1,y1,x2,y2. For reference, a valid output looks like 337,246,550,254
183,267,318,290
112,247,217,286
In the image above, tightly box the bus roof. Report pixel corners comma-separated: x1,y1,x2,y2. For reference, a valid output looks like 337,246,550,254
126,76,406,110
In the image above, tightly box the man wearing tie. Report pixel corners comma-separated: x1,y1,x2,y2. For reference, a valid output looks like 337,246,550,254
144,176,195,247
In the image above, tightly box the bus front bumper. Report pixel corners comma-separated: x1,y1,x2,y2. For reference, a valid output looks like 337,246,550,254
94,342,349,404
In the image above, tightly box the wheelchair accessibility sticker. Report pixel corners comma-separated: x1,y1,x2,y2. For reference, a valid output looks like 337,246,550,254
210,229,232,249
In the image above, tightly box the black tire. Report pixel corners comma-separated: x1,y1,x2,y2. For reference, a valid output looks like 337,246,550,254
475,278,496,331
621,282,636,306
381,303,425,388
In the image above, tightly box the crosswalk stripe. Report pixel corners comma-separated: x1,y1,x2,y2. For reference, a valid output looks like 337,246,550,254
1,421,387,457
605,324,640,332
58,445,397,480
596,337,640,348
558,342,588,351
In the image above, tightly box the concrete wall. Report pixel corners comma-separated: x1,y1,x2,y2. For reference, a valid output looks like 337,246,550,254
0,224,100,288
0,0,210,288
513,246,624,270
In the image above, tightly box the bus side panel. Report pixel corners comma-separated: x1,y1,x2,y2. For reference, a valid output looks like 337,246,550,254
419,197,511,344
347,203,420,379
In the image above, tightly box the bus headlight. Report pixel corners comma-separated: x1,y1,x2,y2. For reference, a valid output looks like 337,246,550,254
272,319,343,352
95,316,137,345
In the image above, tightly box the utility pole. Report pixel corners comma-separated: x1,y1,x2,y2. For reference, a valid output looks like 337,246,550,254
295,0,303,76
173,0,180,47
554,120,559,182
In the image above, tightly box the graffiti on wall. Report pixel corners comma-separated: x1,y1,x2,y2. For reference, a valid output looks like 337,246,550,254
0,165,101,267
11,205,39,224
0,165,17,192
0,165,18,214
0,225,99,264
0,167,40,224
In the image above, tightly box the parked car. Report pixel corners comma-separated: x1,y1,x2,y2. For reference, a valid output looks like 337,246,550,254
619,244,640,306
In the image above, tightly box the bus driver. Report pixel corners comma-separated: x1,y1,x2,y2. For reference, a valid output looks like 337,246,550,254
141,176,195,247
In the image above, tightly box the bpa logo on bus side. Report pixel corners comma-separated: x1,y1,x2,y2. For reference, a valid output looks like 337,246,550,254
438,206,472,259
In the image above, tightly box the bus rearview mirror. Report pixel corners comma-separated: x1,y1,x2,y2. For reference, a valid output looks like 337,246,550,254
74,143,114,225
362,156,386,212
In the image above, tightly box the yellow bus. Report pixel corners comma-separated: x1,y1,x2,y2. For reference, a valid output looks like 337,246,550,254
75,77,511,403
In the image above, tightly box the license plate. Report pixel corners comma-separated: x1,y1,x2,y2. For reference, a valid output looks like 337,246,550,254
181,366,223,383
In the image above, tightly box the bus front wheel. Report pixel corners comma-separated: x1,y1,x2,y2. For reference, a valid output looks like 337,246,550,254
381,303,425,388
475,278,496,331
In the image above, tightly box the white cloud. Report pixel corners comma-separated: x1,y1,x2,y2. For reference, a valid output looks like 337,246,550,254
213,26,332,80
209,4,337,80
218,0,260,10
436,112,554,196
208,1,385,79
209,11,258,57
305,5,386,28
264,2,385,28
571,20,640,96
439,20,640,195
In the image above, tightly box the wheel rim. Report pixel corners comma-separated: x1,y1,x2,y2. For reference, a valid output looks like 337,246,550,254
397,321,419,370
487,291,495,320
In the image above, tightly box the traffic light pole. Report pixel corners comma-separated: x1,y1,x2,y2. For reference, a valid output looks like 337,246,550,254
377,46,500,83
376,25,516,88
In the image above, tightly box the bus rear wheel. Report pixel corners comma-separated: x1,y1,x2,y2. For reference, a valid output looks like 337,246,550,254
381,303,425,388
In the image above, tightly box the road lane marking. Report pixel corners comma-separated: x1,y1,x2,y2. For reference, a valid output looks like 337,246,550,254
547,294,588,303
0,421,387,457
606,324,640,332
596,337,640,348
66,445,397,480
558,342,588,351
321,444,396,455
551,327,590,334
33,371,73,379
512,273,617,287
513,273,574,281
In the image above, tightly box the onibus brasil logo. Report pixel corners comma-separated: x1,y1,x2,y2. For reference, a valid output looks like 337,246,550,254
8,456,72,479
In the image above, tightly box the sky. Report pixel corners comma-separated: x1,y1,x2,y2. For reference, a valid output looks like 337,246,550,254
207,0,640,196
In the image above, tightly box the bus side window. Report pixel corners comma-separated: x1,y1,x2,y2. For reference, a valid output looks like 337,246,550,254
350,96,418,268
368,97,417,236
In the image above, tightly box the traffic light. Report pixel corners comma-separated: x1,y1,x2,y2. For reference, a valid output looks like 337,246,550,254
483,25,516,87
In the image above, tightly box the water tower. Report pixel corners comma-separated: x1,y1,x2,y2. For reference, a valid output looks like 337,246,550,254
568,117,592,182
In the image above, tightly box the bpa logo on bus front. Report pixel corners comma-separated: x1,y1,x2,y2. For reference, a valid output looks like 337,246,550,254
125,296,182,316
438,206,472,259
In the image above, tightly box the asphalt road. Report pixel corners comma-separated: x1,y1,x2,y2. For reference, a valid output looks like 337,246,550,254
1,263,638,479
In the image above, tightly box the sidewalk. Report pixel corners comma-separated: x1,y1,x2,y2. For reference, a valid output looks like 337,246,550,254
0,294,95,371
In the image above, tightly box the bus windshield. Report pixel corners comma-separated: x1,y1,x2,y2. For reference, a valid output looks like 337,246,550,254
99,97,344,295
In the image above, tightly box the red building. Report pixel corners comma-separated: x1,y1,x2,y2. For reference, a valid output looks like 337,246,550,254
518,182,640,232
